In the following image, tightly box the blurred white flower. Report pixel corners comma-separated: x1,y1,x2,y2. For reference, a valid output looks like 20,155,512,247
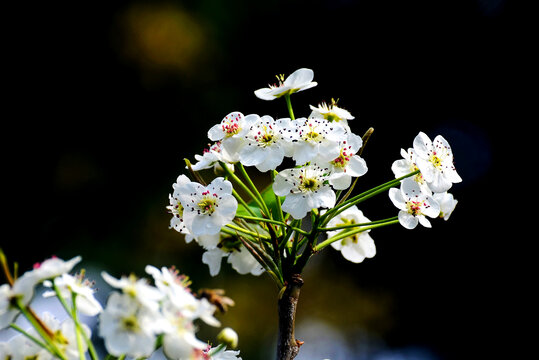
43,272,102,316
99,292,167,358
101,272,163,312
0,273,37,329
254,68,317,100
29,256,82,283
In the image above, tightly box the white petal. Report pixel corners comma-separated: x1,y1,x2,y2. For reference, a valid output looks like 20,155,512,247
398,211,418,229
281,194,311,219
346,156,368,177
413,131,432,159
208,123,224,141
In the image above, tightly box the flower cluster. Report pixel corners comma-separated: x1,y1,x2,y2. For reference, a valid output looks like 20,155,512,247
390,132,460,229
168,68,461,274
0,252,242,360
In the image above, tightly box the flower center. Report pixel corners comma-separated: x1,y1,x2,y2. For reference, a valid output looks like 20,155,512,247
299,177,320,192
407,200,424,216
429,153,443,169
254,126,276,147
121,315,140,332
331,149,351,169
222,121,240,137
197,192,218,215
324,112,340,122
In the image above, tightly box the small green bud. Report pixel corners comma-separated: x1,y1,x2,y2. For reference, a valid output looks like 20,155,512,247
216,327,239,349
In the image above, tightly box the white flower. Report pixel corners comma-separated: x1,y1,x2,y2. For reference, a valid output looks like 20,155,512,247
433,192,458,220
413,132,462,193
326,206,376,263
191,141,238,172
0,273,37,329
238,115,295,172
207,112,249,156
273,164,336,219
167,175,192,234
202,238,264,277
309,99,354,129
254,68,317,100
7,332,52,360
17,312,92,360
29,256,82,283
388,178,440,229
177,177,238,237
391,148,432,195
101,272,164,312
290,117,347,165
322,132,368,190
99,292,167,358
43,272,102,316
160,300,213,360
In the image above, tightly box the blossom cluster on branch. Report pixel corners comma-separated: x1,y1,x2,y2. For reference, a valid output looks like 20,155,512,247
167,68,461,282
0,253,242,360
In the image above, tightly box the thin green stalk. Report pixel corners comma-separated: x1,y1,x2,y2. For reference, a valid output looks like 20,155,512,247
53,284,99,360
236,163,271,218
232,189,257,217
271,170,284,223
284,94,295,120
219,161,266,212
224,224,271,240
321,170,419,224
16,299,67,360
235,214,310,236
10,323,54,354
315,219,400,252
71,294,86,360
209,343,227,356
318,216,399,231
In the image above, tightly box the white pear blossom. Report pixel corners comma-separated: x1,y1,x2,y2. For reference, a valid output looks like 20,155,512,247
29,256,82,283
326,206,376,263
0,273,37,329
254,68,317,100
389,178,440,229
433,192,458,220
43,272,102,316
413,132,462,193
202,238,264,277
191,141,238,172
238,115,295,172
177,177,238,237
391,148,432,195
273,164,336,219
309,99,354,130
321,132,368,190
101,272,164,312
167,175,192,234
207,347,242,360
289,117,347,166
99,292,167,358
6,332,52,360
160,301,213,360
207,112,249,156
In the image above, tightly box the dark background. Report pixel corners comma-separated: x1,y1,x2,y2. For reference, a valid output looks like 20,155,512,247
2,0,525,359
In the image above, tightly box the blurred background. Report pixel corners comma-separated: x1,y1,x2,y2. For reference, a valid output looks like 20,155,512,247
2,0,524,359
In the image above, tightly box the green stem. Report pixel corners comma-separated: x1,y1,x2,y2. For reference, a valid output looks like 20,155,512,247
232,189,257,217
53,283,99,360
315,219,400,252
71,294,86,360
236,163,271,218
284,94,295,120
271,170,284,223
219,161,266,212
224,224,272,240
235,214,309,236
321,170,419,225
318,216,399,232
209,343,227,356
16,299,67,360
10,323,53,354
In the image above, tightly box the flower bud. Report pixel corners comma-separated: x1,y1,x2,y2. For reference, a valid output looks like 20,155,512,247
217,327,238,349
